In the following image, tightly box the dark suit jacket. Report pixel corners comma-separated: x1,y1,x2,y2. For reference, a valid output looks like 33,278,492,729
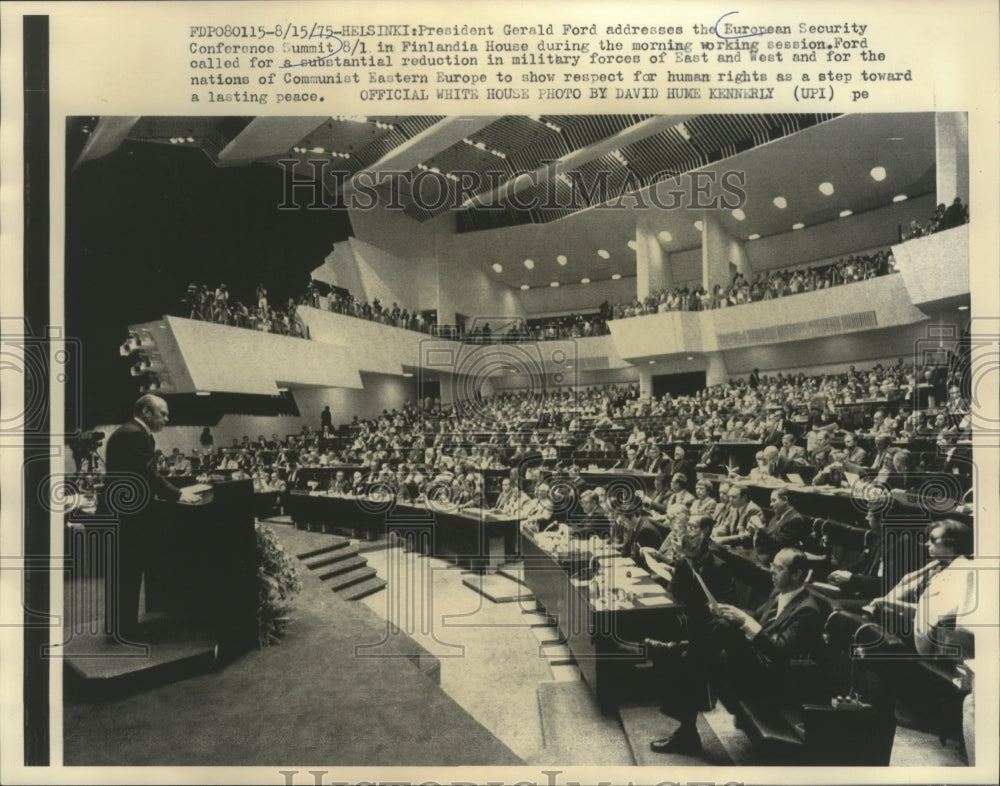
839,533,884,598
668,458,697,491
621,515,665,559
751,588,825,665
761,506,811,549
105,420,182,505
645,455,667,474
669,550,737,621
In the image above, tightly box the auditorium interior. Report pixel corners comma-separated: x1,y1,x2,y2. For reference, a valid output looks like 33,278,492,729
52,112,996,772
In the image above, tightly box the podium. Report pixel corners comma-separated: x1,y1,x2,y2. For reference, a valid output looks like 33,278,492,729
63,480,257,691
145,479,257,655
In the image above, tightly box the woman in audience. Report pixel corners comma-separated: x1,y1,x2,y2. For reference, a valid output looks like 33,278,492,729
690,479,717,517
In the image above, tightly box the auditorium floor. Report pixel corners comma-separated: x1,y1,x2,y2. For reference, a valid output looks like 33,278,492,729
60,518,969,769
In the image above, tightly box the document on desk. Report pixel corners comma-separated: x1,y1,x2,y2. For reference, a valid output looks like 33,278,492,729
635,596,675,608
180,483,213,496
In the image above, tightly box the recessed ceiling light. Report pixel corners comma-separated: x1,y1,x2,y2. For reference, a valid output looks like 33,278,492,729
520,284,530,290
870,166,887,181
611,273,622,280
523,259,534,269
580,277,591,284
893,194,908,203
658,230,673,243
748,233,760,240
402,372,414,378
627,240,638,251
839,210,853,218
597,249,610,259
686,356,694,361
649,360,656,365
557,255,567,266
957,305,969,311
550,281,560,287
773,196,787,209
492,263,503,273
792,222,805,230
195,391,211,396
819,182,835,196
732,209,746,221
693,220,704,231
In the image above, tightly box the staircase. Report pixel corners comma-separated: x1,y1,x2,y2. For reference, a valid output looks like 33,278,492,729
297,536,387,600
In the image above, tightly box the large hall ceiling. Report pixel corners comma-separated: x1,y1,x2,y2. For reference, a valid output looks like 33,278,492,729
71,112,937,290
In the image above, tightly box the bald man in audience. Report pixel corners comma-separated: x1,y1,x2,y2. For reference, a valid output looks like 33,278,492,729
757,487,810,550
648,548,824,757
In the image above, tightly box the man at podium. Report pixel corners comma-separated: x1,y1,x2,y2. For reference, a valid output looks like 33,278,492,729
104,394,200,640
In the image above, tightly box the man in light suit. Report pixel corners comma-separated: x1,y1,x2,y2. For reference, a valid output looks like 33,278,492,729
649,548,824,756
104,395,200,641
712,484,765,547
777,432,807,475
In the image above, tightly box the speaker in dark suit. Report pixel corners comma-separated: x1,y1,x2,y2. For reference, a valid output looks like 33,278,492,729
103,395,199,640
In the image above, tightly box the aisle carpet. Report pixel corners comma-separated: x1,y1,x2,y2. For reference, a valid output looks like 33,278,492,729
62,523,521,766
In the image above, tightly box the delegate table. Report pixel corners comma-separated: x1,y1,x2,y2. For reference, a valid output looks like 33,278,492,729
520,533,686,712
285,491,520,568
723,477,974,528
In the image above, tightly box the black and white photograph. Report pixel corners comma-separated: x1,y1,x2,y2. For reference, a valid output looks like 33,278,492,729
1,3,999,786
51,109,983,768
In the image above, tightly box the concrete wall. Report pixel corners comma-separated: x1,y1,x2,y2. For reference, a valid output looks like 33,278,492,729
517,277,635,316
746,194,936,271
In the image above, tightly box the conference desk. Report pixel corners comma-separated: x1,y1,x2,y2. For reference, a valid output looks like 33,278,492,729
715,476,974,528
285,492,520,568
520,534,685,711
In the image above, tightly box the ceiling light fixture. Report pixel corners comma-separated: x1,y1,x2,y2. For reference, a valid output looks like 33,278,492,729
870,166,887,181
773,196,787,209
819,182,835,196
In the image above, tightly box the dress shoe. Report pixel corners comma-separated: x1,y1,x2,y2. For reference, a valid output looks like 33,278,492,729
650,727,703,756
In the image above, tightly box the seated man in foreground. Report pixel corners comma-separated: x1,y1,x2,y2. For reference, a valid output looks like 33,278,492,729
647,548,825,757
